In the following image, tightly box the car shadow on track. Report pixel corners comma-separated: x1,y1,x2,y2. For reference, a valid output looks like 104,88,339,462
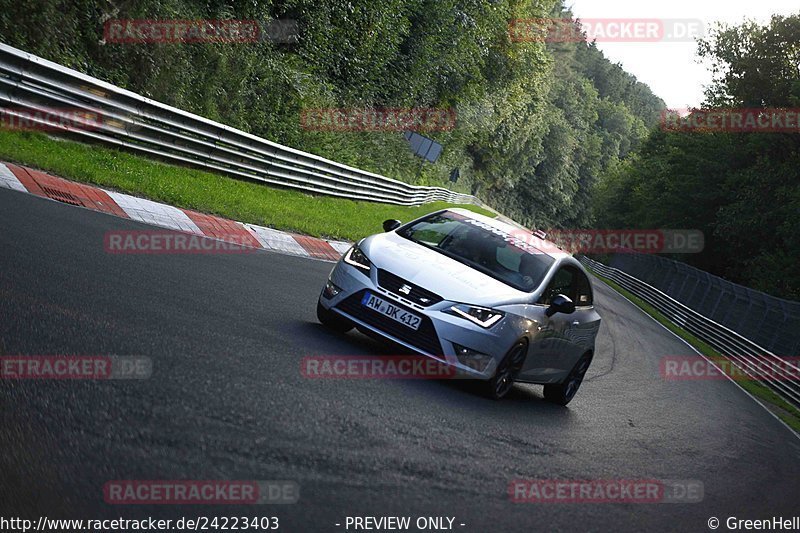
298,320,574,417
300,321,406,355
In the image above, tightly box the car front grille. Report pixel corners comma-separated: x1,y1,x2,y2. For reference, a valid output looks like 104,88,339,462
377,269,443,307
336,290,444,356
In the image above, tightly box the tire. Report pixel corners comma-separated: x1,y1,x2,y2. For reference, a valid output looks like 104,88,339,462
484,339,528,400
316,300,353,333
543,352,592,406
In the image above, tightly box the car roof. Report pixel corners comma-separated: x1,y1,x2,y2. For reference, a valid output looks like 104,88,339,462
444,208,572,259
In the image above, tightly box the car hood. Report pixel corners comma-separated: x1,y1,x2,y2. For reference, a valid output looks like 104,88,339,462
360,232,530,306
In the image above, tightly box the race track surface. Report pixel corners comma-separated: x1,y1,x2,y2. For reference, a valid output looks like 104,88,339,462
1,188,799,532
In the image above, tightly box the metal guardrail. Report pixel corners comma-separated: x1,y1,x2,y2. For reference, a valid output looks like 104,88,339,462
580,256,800,408
0,42,479,207
604,252,800,357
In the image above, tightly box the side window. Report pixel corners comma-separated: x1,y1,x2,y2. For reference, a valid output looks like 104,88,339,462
539,268,575,305
538,267,593,306
574,270,593,306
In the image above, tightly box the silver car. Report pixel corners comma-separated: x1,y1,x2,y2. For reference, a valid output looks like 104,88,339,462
316,209,601,405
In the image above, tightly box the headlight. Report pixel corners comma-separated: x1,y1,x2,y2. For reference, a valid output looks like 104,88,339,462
447,304,505,328
343,245,371,275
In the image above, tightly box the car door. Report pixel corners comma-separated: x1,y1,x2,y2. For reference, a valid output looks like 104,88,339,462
565,268,602,361
518,266,599,383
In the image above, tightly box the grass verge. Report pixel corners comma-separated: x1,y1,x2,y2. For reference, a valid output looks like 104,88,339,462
0,129,493,241
588,267,800,434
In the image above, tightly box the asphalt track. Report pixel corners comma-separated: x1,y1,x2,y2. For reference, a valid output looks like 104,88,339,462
1,187,799,532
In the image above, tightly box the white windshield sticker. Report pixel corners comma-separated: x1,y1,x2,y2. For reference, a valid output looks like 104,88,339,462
462,218,548,255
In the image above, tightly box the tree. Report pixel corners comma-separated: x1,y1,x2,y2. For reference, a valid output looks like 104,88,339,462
594,14,800,298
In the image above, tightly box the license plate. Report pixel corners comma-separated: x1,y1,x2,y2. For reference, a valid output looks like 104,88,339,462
361,292,422,331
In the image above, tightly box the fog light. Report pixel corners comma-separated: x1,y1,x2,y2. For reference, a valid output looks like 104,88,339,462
453,343,493,373
322,280,342,299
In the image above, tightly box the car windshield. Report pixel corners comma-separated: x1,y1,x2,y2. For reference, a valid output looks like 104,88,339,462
398,212,555,292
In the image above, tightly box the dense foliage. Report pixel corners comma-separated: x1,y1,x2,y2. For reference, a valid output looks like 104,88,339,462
3,1,795,296
594,15,800,298
0,0,662,228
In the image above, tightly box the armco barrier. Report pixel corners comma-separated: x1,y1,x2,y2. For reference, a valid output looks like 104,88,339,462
580,256,800,408
0,42,478,207
605,252,800,357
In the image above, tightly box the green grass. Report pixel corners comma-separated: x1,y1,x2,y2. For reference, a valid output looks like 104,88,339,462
0,129,493,241
588,267,800,434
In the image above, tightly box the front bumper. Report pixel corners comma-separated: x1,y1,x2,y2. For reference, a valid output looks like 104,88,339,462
318,260,530,380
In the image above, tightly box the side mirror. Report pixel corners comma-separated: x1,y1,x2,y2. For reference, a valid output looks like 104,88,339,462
383,219,402,232
545,294,575,317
